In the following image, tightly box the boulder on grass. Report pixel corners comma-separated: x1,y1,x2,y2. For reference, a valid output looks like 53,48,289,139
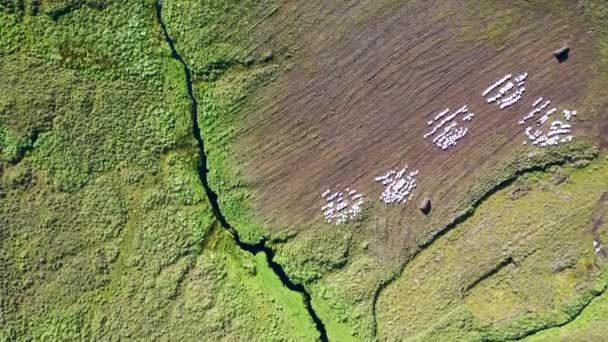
420,198,432,215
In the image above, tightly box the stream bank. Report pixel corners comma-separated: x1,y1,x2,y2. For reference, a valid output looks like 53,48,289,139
155,2,328,340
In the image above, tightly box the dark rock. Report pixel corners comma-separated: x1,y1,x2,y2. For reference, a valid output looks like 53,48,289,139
554,45,570,63
509,179,532,200
420,198,432,215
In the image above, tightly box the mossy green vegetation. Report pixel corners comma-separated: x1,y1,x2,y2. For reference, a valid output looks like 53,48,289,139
162,0,279,77
0,1,320,340
160,0,290,244
196,65,281,243
2,0,608,340
377,156,608,341
523,291,608,341
158,228,319,341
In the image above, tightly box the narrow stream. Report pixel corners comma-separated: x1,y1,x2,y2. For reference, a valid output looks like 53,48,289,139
155,2,328,340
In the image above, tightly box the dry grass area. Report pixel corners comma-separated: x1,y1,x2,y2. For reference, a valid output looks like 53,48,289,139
164,0,607,339
237,0,599,261
215,1,608,338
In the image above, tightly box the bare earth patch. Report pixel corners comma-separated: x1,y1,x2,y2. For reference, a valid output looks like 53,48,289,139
238,0,597,260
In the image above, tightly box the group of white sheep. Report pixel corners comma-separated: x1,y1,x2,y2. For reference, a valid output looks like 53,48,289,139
499,87,526,109
519,97,552,125
375,165,419,204
524,118,573,147
321,188,365,225
484,72,528,109
517,92,577,147
482,71,578,148
563,109,577,121
483,74,512,97
424,105,473,150
319,164,422,224
318,69,583,224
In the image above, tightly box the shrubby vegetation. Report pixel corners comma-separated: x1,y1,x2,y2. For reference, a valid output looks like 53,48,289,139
0,1,318,340
162,0,279,78
1,0,607,340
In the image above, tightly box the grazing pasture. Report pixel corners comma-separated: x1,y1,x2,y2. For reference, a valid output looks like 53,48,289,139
164,0,608,339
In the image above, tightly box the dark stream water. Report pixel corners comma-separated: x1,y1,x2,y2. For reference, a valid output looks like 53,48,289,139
155,2,328,340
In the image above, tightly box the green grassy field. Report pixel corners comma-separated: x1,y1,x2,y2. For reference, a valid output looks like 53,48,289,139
0,1,319,340
377,156,608,341
1,0,608,340
523,291,608,341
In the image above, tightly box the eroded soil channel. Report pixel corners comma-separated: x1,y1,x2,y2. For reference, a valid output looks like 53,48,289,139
155,1,328,340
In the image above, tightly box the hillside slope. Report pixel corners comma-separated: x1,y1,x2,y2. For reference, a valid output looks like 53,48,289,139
162,0,608,339
1,0,607,341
